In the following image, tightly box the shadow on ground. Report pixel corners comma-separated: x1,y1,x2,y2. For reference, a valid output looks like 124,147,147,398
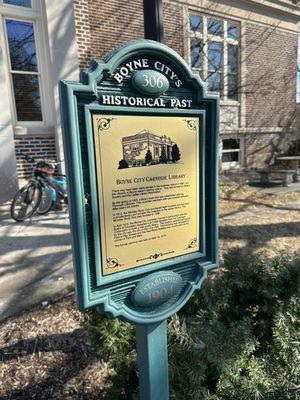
0,209,74,321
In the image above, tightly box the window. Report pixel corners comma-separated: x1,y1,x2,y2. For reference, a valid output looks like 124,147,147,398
3,0,31,7
222,138,241,168
0,0,52,128
189,14,240,100
5,19,42,121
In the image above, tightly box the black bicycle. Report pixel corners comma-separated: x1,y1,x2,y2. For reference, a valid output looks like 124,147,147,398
11,154,68,222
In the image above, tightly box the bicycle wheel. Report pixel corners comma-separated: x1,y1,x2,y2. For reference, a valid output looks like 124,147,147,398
36,185,54,215
11,182,42,222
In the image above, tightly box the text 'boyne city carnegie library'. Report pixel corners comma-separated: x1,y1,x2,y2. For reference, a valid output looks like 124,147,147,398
116,174,187,185
100,58,193,109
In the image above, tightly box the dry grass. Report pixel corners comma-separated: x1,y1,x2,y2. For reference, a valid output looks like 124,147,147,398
219,186,300,260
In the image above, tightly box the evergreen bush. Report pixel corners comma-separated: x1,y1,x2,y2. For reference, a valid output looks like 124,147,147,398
145,149,153,165
88,251,300,399
160,147,168,163
118,159,129,169
171,144,181,163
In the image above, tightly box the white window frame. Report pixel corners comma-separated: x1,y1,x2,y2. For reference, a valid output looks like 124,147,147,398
221,136,244,169
0,0,53,132
188,12,240,102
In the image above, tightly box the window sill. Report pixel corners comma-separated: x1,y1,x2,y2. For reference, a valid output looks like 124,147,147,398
222,162,241,170
14,125,55,137
220,99,240,106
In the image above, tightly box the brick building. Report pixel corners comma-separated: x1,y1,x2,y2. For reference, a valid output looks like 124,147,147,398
122,130,175,166
0,0,299,201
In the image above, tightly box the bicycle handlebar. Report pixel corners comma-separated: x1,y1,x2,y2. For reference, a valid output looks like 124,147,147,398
19,153,35,163
19,153,63,166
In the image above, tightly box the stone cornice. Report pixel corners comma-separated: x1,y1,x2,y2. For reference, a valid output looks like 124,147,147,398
173,0,300,33
246,0,300,18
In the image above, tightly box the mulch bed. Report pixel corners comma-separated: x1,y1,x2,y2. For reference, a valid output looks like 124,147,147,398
0,296,113,399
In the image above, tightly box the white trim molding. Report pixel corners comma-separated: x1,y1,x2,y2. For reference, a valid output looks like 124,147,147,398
171,0,299,34
44,0,79,167
0,1,54,131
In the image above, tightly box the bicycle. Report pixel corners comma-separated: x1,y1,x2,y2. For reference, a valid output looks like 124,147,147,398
11,154,68,222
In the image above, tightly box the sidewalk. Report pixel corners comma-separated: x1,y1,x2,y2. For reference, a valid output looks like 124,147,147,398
0,205,73,322
1,180,299,323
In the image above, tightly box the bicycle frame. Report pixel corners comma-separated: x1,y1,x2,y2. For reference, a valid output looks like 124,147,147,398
11,153,68,221
46,175,67,201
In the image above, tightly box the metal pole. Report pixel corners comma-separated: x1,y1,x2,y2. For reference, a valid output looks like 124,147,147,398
143,0,164,42
137,4,167,400
136,320,169,400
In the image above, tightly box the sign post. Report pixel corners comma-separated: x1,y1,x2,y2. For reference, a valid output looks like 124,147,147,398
60,40,219,400
136,321,169,400
143,0,164,42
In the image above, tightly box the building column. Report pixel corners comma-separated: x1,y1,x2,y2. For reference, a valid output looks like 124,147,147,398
44,0,80,171
0,42,18,203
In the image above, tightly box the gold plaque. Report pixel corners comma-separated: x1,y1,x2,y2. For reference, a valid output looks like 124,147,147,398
93,114,200,275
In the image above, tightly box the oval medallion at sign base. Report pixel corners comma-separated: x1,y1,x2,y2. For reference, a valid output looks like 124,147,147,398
131,271,182,308
131,70,169,96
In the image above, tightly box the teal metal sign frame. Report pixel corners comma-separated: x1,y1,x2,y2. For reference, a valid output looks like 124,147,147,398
60,39,219,400
60,40,219,326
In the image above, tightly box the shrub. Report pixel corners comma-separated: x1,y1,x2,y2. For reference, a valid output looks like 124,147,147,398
159,146,168,163
88,251,300,399
145,149,153,164
118,159,129,169
171,144,181,163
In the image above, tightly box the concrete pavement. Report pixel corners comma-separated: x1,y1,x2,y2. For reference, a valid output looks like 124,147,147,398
0,180,299,322
0,206,74,321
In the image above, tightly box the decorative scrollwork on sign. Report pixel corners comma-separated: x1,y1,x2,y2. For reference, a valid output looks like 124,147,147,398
183,119,197,131
107,258,123,269
186,238,197,249
97,117,115,133
136,251,174,263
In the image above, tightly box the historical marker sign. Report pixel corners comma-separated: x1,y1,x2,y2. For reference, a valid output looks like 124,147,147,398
93,113,199,275
60,40,219,325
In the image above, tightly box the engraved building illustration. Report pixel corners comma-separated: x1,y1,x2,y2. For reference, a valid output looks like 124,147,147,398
122,130,175,167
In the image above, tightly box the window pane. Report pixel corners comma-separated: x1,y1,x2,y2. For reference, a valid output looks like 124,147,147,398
6,20,37,72
222,151,239,162
228,44,238,74
189,15,202,33
228,74,238,100
3,0,31,7
208,42,222,72
223,139,240,150
190,38,203,69
12,74,42,121
228,24,238,40
207,72,221,92
207,18,222,36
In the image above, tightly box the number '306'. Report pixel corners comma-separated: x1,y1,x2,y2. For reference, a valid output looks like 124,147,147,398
142,74,164,88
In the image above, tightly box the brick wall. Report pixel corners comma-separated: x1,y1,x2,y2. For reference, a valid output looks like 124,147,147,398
73,0,183,69
73,0,92,69
72,0,297,169
14,136,57,179
245,23,297,129
243,23,297,167
162,1,184,56
245,131,294,168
